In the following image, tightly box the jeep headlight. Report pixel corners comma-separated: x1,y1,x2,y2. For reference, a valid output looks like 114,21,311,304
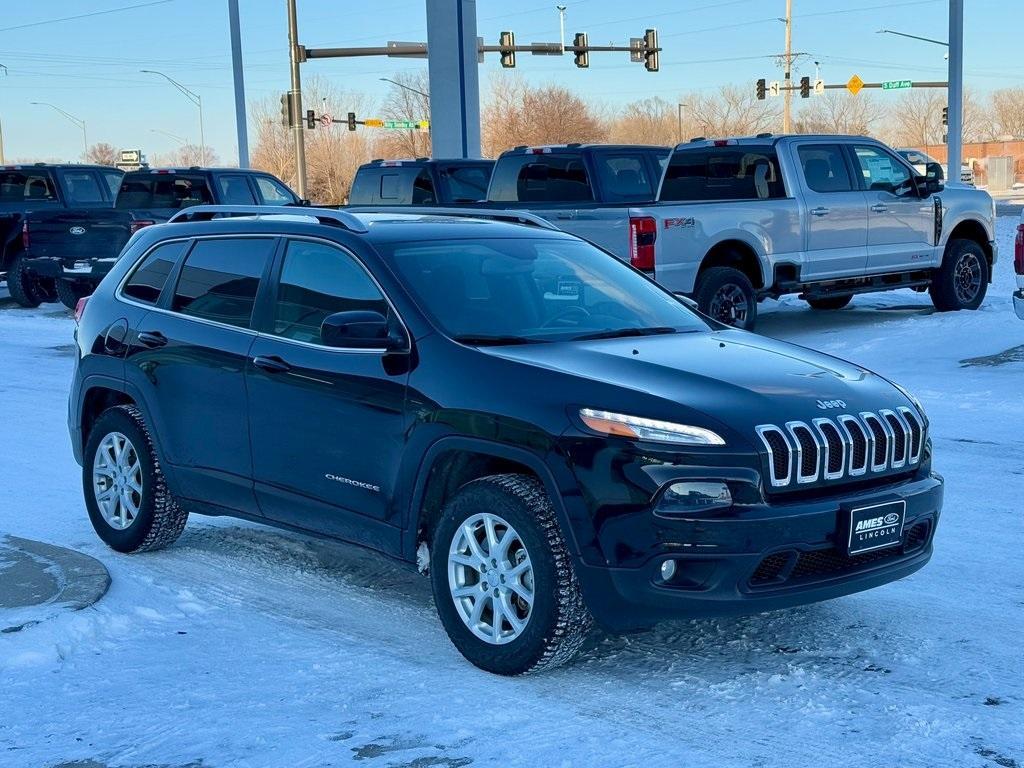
579,408,725,446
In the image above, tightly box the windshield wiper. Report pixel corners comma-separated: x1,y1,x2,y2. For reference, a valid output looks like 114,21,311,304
571,326,678,341
452,334,547,346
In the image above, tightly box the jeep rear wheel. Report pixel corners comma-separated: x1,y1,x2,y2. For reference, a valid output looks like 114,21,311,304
430,474,592,675
694,266,757,330
84,405,188,553
930,238,988,311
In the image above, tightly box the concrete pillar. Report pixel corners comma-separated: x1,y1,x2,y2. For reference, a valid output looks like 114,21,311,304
947,0,963,178
425,0,481,158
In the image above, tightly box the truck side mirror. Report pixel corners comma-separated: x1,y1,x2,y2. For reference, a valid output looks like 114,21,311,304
925,161,944,183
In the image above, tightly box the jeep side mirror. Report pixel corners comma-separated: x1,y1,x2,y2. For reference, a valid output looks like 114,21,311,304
678,295,699,311
321,310,406,351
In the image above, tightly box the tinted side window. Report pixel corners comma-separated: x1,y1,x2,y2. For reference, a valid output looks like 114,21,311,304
488,154,593,202
798,145,854,193
116,175,213,210
102,171,124,198
595,154,655,202
0,172,57,203
412,169,436,204
271,240,388,345
439,165,492,202
122,241,189,305
171,238,275,328
661,146,784,201
217,174,256,204
255,175,296,205
62,171,105,204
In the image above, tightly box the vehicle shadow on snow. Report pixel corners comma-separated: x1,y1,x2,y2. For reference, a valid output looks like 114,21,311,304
169,522,897,682
755,298,935,342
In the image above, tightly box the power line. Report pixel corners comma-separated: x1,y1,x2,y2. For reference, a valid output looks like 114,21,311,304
0,0,175,33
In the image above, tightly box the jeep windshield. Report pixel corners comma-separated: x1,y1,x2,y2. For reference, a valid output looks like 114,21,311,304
378,237,709,344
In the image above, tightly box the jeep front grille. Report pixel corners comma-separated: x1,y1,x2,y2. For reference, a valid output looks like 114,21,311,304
756,408,925,489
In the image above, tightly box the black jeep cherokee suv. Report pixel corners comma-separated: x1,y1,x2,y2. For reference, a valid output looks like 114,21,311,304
70,205,943,675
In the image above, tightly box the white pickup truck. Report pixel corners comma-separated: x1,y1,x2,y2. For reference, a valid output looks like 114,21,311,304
630,134,997,329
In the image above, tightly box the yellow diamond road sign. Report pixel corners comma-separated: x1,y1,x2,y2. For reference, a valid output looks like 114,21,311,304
847,74,864,95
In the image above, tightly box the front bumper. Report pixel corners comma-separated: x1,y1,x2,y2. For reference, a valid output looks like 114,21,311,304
573,472,943,631
25,256,115,283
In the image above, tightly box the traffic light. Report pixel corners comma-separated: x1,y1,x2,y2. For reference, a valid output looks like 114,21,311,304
799,76,810,98
279,92,293,127
306,109,316,130
942,106,948,126
643,28,659,72
499,31,516,68
347,112,357,131
573,32,589,68
756,78,766,100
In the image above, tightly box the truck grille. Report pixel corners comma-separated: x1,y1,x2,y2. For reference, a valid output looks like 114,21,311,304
755,408,925,489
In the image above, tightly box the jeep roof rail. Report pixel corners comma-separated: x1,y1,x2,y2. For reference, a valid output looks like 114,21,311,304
167,204,369,233
353,206,559,231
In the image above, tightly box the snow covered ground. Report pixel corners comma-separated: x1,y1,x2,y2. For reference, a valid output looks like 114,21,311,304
1,219,1022,768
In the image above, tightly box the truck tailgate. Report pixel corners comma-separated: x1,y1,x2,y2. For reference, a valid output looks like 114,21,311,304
25,210,133,262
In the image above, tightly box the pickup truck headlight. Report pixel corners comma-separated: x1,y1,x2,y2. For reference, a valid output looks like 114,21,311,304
579,408,725,446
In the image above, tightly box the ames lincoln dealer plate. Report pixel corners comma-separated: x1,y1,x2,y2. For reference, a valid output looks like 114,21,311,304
847,500,906,556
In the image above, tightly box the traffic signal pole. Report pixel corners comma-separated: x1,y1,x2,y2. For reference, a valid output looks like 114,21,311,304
783,0,793,132
228,0,249,168
946,0,964,179
286,0,307,197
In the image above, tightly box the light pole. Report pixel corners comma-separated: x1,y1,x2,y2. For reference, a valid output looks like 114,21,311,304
0,64,7,164
677,103,687,144
150,128,188,145
556,5,567,53
140,69,205,165
379,77,429,99
31,101,87,158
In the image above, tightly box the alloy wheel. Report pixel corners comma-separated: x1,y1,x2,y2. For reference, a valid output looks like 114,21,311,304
92,432,143,530
447,512,535,645
953,251,982,305
709,283,750,326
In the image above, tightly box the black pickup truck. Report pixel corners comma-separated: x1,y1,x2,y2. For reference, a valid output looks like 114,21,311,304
1,163,123,307
348,158,495,205
23,166,301,308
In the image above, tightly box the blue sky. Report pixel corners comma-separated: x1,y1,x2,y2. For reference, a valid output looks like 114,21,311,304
1,0,1020,162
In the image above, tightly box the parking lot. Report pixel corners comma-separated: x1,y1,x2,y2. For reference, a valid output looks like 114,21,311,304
0,212,1018,768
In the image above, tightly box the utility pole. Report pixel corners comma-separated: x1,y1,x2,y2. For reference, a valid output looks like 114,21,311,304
947,0,963,177
783,0,793,133
0,64,7,164
286,0,307,197
227,0,249,168
677,103,686,144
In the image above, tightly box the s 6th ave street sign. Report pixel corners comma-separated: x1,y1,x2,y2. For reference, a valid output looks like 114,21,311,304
882,79,913,90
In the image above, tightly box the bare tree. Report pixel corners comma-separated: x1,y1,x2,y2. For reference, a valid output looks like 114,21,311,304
250,76,379,204
482,75,606,156
683,85,780,138
152,144,221,168
607,97,680,145
794,91,883,135
887,88,990,147
84,142,119,166
991,87,1024,139
379,71,431,158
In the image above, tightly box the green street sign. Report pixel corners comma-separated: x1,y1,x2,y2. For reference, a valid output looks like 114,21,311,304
383,119,427,129
882,79,913,90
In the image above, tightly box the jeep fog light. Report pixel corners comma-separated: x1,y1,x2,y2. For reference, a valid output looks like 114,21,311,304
663,481,732,512
660,559,677,581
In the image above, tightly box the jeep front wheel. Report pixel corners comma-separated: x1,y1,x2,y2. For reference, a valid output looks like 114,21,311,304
430,474,592,675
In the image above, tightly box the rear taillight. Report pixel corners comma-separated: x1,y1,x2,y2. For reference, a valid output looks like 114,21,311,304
629,216,657,271
130,219,156,235
1014,223,1024,275
21,220,29,250
74,296,89,323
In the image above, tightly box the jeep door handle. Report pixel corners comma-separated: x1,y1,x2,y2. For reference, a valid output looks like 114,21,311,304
870,203,888,213
810,206,829,216
136,330,167,348
252,355,291,374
